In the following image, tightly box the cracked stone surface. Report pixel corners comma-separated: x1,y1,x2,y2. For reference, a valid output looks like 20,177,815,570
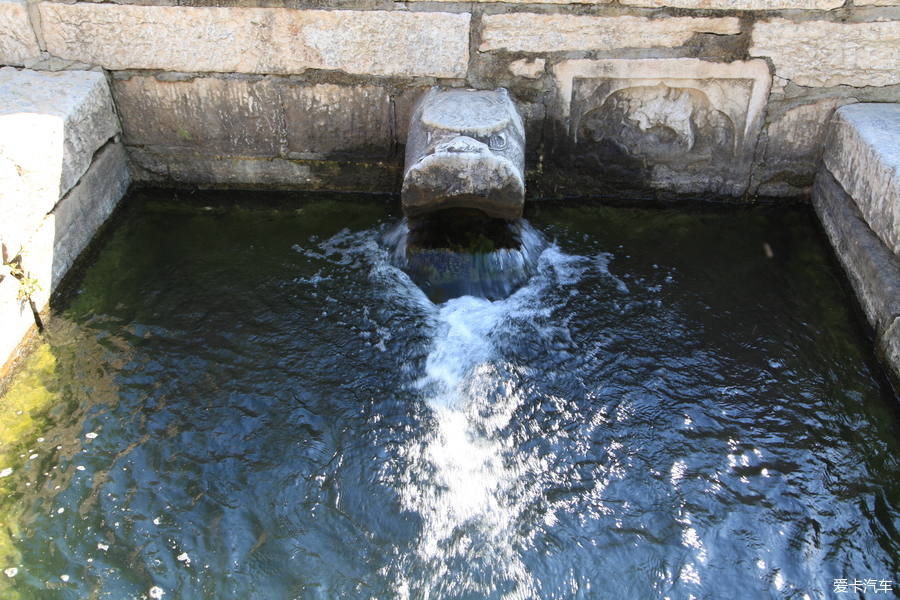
0,0,40,67
824,104,900,257
402,88,526,220
812,166,900,385
40,4,470,78
1,142,130,372
750,20,900,87
0,67,119,257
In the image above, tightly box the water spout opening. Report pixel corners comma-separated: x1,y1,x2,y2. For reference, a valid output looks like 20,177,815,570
385,209,545,303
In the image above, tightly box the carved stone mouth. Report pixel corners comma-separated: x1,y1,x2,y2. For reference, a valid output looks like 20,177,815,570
403,87,526,220
434,135,491,155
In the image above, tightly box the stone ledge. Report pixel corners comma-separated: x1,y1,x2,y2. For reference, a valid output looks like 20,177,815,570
823,104,900,257
0,67,119,258
41,4,471,78
750,20,900,88
812,166,900,385
0,141,130,375
127,148,402,192
0,0,41,67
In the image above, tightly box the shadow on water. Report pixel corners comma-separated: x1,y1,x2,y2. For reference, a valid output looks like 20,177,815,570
0,190,898,599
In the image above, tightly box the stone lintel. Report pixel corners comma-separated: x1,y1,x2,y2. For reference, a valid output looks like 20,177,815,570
41,4,471,78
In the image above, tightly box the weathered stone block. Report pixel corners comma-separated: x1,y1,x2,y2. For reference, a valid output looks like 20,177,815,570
0,68,119,256
480,14,739,53
1,142,129,372
620,0,840,8
0,0,41,67
750,20,900,88
127,148,401,192
754,98,849,197
283,84,391,158
550,59,770,196
823,104,900,257
41,4,471,78
812,167,900,385
402,88,525,220
28,143,131,295
113,76,282,156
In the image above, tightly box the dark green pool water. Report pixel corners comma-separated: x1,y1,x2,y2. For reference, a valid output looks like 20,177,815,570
0,189,898,599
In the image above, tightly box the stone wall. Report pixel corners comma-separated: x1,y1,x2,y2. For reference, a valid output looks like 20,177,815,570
1,0,899,198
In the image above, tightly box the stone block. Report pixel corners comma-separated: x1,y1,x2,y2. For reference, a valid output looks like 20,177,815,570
0,67,119,257
402,88,526,220
823,104,900,257
0,0,41,67
750,20,900,88
283,84,391,158
1,142,129,372
620,0,841,7
30,143,130,293
479,14,739,53
550,59,771,196
113,76,282,157
754,98,849,196
812,167,900,385
41,4,470,78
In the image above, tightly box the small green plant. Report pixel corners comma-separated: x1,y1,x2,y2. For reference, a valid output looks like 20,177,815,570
3,249,43,330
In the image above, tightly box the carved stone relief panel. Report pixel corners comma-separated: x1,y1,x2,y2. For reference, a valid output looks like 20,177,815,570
551,59,771,196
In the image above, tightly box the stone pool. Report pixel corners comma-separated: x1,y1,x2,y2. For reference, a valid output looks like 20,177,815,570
0,189,897,599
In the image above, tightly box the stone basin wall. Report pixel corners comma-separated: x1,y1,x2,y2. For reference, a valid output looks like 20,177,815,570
1,0,899,199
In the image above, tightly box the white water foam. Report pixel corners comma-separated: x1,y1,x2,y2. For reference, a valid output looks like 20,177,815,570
385,226,620,599
298,221,632,598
